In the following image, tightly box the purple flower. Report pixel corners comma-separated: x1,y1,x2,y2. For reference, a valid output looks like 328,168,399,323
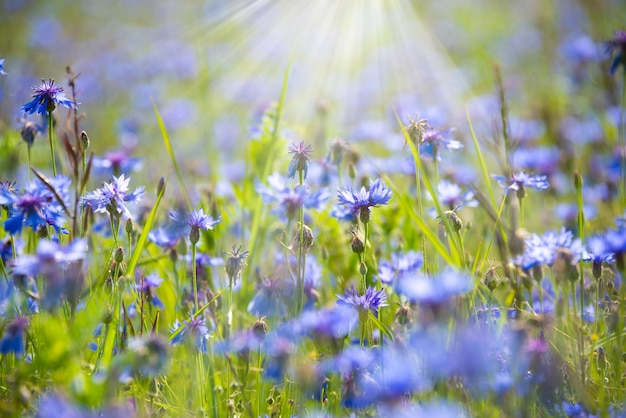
514,228,583,271
1,175,71,235
248,277,292,318
0,316,28,356
337,286,388,314
292,305,358,340
420,127,462,160
434,180,478,210
166,208,221,244
0,59,6,75
21,78,77,115
287,141,313,179
396,268,472,306
92,150,143,176
81,174,144,220
256,173,329,220
378,250,423,285
492,171,549,196
606,30,626,75
337,178,392,223
12,239,86,310
169,315,212,352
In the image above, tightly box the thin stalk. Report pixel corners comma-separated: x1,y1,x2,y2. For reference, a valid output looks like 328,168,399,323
47,112,57,176
192,244,198,313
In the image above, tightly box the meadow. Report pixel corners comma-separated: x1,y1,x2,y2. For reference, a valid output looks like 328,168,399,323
1,1,626,416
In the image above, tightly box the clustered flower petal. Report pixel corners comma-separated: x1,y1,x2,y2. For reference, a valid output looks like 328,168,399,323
337,286,388,314
81,174,145,220
514,228,583,271
287,141,313,180
492,171,549,197
21,78,77,115
337,178,392,223
256,173,329,220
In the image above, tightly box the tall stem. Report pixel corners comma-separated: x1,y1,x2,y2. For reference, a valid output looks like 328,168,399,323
192,244,198,313
47,112,57,176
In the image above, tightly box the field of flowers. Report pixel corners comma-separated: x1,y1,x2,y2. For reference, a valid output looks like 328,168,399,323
1,1,626,417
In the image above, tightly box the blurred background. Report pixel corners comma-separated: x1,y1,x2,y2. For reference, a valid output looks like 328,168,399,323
0,0,624,185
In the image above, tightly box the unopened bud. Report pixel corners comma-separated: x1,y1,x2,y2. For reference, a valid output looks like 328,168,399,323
125,219,133,235
156,177,166,196
115,247,125,263
359,261,368,276
189,226,200,245
444,210,463,232
252,317,268,340
20,122,37,147
351,234,364,254
81,131,90,150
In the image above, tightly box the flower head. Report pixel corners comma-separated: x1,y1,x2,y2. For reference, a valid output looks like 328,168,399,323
606,30,626,75
337,178,392,223
396,268,472,306
1,175,70,235
0,59,6,76
248,277,292,318
337,286,388,314
92,149,143,176
169,315,212,352
166,208,221,244
514,228,584,271
492,171,549,198
0,316,28,356
420,127,462,159
224,244,249,284
136,272,164,308
378,250,423,285
21,78,77,115
256,173,329,220
81,174,145,220
287,141,313,180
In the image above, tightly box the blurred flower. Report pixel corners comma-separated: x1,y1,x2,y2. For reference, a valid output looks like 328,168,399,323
492,171,549,197
35,392,133,418
337,286,388,315
337,178,392,223
287,141,313,180
433,180,478,210
256,173,329,221
12,239,86,310
396,268,472,306
0,58,6,75
81,174,144,220
0,316,28,356
378,250,423,285
248,277,292,318
606,30,626,75
291,305,358,340
169,315,212,353
92,150,143,176
420,127,462,160
224,244,248,284
0,175,70,235
126,335,169,377
21,78,77,115
514,228,583,271
166,208,221,244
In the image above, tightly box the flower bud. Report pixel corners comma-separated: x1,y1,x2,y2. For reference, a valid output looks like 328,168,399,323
81,130,90,150
351,234,364,254
359,261,368,276
20,122,37,147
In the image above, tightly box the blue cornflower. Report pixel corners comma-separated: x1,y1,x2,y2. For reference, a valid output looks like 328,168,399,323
166,208,221,245
136,272,164,308
248,277,292,318
12,239,86,310
81,174,144,220
378,250,423,285
337,286,388,315
287,141,313,180
0,175,70,235
169,315,212,352
396,268,472,306
514,228,584,271
292,305,358,340
0,59,6,75
92,149,143,176
337,178,392,223
606,30,626,75
434,180,478,210
148,226,180,250
420,127,462,160
0,316,28,356
256,173,329,221
492,171,549,198
330,204,357,222
583,234,615,278
21,78,77,115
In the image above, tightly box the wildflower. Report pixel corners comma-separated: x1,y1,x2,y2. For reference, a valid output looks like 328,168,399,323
287,141,313,180
514,228,584,271
81,174,145,220
256,173,329,220
292,305,358,340
136,272,164,308
169,315,212,352
337,178,392,223
0,58,6,75
248,277,292,318
92,149,143,176
377,250,423,285
434,180,478,210
337,286,388,315
396,268,472,306
606,30,626,75
404,114,431,146
21,78,77,115
12,239,86,310
583,234,615,278
20,121,39,147
0,316,28,355
1,175,70,235
420,127,462,160
224,244,248,284
492,171,549,198
166,208,221,244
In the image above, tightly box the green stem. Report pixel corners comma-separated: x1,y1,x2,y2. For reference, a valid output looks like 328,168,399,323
296,170,305,315
47,112,57,177
192,244,198,313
